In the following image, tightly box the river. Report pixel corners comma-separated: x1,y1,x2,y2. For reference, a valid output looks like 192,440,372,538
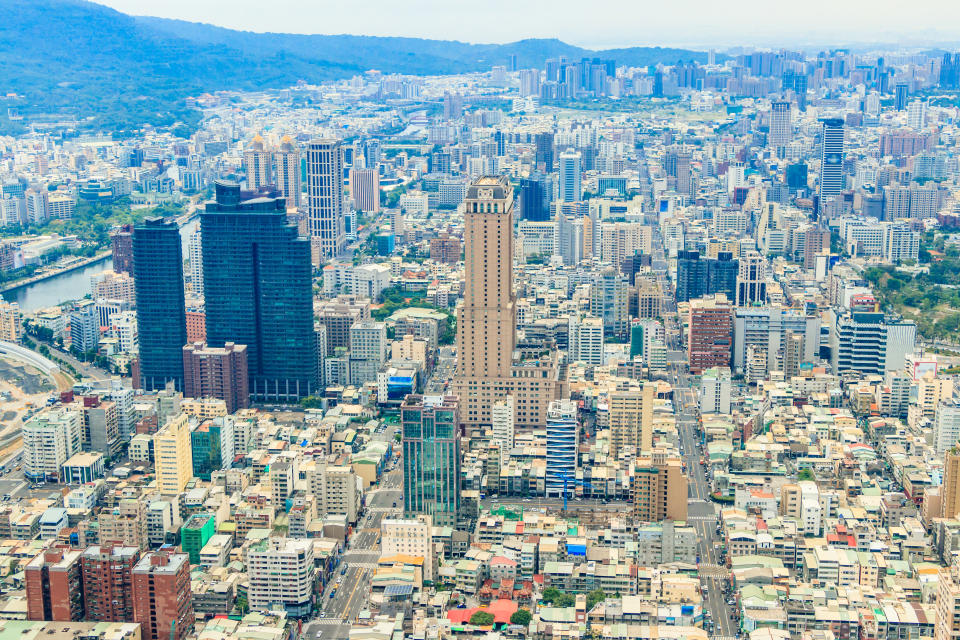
2,216,200,313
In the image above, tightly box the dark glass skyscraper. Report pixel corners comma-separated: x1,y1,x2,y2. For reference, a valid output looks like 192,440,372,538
401,394,461,528
133,217,186,391
201,181,317,402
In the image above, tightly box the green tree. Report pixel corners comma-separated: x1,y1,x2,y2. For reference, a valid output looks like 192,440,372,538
469,611,495,626
586,588,607,610
299,396,324,409
510,609,532,626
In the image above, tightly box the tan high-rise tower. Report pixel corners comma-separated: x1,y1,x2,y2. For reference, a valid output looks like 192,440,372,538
943,448,960,519
457,176,516,379
453,176,563,431
274,136,301,208
244,135,272,191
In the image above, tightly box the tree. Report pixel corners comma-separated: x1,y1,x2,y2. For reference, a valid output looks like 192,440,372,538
469,611,495,626
510,609,532,626
586,588,607,610
797,468,815,482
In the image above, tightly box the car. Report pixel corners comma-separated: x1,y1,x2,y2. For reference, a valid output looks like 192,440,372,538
320,612,326,618
341,567,347,576
330,590,336,599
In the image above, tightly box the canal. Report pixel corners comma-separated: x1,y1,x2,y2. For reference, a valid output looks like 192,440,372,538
2,216,199,313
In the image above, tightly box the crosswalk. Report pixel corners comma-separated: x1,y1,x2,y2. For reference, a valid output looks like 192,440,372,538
311,619,345,626
698,563,730,578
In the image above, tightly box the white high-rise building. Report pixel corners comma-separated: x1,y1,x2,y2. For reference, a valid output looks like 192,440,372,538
247,538,315,617
23,408,82,481
187,228,203,297
491,395,515,465
935,404,960,455
559,149,582,203
545,400,579,497
700,367,732,414
907,99,927,130
306,139,346,262
769,101,792,147
569,316,604,365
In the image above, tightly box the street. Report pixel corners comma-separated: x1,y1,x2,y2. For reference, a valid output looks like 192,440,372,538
673,365,737,639
305,464,403,640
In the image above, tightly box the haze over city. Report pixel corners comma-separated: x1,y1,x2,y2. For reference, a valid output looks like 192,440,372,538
3,3,960,640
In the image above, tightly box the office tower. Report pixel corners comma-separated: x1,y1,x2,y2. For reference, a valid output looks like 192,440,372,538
569,315,604,365
545,399,579,497
187,228,203,297
274,135,301,208
349,167,380,213
688,294,733,374
246,538,314,616
244,135,273,190
708,252,739,301
111,224,134,274
202,180,317,401
133,217,187,392
818,118,845,204
590,267,629,338
769,101,792,147
630,451,688,522
22,407,82,482
942,449,960,519
182,342,249,413
829,311,916,376
25,547,84,621
191,416,235,481
735,251,767,306
305,139,346,261
907,99,927,130
534,132,555,172
349,320,388,385
81,544,140,622
154,413,193,496
609,383,656,453
132,549,194,640
559,149,582,202
520,175,547,221
895,82,909,111
675,250,708,302
443,91,464,120
453,176,562,428
401,395,461,527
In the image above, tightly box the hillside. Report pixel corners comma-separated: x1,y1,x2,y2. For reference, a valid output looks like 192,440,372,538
0,0,710,136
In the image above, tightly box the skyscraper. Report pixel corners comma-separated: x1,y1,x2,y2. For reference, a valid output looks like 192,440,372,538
133,217,187,392
769,100,792,147
895,82,909,111
202,180,318,402
401,395,461,527
244,135,273,190
559,149,582,202
452,176,563,429
154,412,193,496
818,118,845,204
110,224,134,275
349,167,380,213
274,136,301,208
306,139,346,263
688,294,733,374
534,132,555,172
187,228,203,298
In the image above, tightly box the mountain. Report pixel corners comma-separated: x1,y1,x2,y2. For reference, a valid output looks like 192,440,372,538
0,0,710,135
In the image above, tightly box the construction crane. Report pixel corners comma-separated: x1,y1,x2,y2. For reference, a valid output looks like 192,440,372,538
557,471,593,511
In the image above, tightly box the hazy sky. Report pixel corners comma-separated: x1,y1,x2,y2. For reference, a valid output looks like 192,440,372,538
96,0,960,49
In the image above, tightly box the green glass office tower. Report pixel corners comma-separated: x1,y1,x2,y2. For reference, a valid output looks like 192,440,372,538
401,394,460,527
133,217,186,391
201,181,317,402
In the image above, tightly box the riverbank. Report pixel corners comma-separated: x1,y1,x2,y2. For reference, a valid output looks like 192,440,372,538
0,250,112,293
